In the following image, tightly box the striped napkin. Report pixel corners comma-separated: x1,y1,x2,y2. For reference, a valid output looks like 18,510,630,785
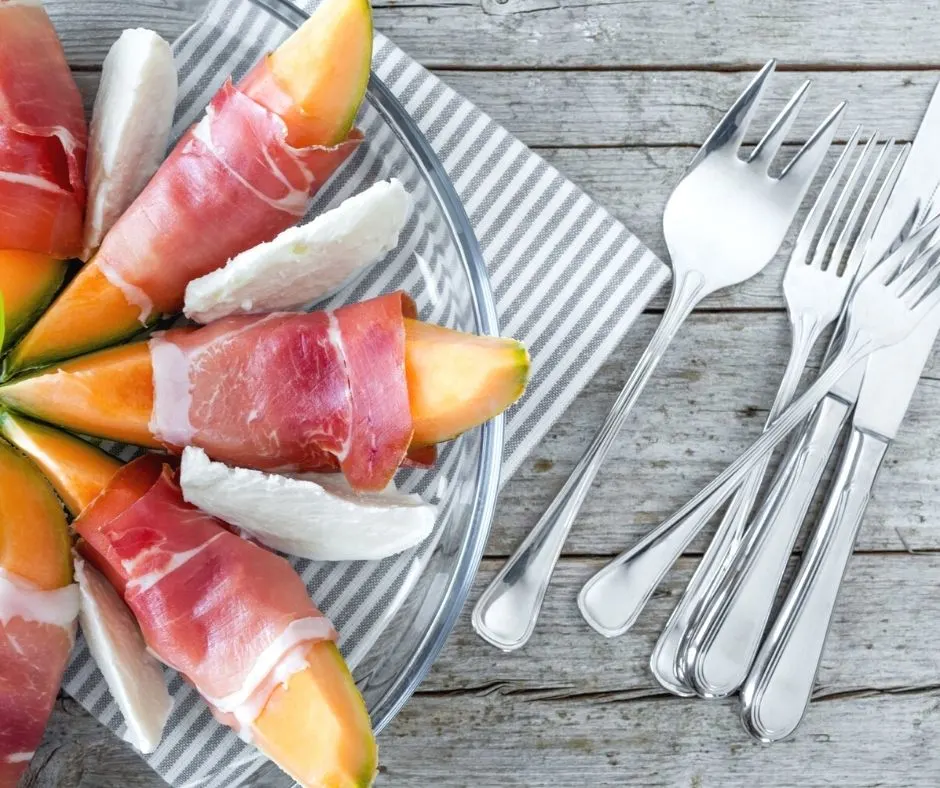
60,1,668,785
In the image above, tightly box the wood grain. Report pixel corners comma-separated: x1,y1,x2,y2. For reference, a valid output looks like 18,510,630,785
41,0,940,70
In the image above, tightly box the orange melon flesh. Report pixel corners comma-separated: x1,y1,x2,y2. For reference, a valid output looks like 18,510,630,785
0,341,159,448
0,439,72,590
4,259,145,377
0,320,528,451
0,411,121,517
251,642,378,787
256,0,373,148
405,319,529,446
0,250,68,351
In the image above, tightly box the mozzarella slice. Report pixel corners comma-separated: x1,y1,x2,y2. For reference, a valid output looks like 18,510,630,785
83,28,177,258
183,179,412,324
75,557,172,754
179,447,436,561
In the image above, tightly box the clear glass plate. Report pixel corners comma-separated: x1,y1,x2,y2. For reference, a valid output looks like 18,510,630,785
49,1,501,784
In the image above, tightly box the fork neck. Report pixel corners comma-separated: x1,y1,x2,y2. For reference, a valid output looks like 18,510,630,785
665,270,709,327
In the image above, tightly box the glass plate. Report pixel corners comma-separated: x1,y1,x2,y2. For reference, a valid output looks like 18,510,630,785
50,1,502,784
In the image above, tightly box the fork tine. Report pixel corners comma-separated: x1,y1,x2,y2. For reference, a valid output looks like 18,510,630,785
902,246,940,306
845,143,910,276
876,214,940,283
829,139,906,277
789,126,862,263
687,59,776,170
780,101,847,187
748,81,811,170
892,242,937,294
809,133,880,270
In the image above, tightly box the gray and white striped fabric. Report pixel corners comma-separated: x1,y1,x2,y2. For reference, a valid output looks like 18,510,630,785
61,1,667,785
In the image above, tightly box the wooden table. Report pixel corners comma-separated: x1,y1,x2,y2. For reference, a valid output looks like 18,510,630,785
27,1,940,785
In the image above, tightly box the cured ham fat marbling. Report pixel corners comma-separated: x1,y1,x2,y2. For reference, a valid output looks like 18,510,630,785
151,292,414,492
0,0,87,259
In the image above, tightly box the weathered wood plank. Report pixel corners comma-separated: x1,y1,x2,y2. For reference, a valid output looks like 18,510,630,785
45,0,940,70
380,689,940,786
441,70,937,148
497,309,940,556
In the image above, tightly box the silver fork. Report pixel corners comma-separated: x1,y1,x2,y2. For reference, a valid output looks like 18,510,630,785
578,217,940,638
471,61,844,651
649,133,910,697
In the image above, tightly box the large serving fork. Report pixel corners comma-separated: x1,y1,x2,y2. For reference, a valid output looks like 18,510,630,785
578,220,940,638
649,133,909,696
472,61,844,651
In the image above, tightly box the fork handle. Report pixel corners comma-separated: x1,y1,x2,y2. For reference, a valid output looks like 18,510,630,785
740,428,887,742
650,319,819,696
683,393,851,698
471,272,704,651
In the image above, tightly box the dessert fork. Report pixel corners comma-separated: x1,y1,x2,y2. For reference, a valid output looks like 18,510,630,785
472,60,845,651
578,218,940,638
650,132,909,697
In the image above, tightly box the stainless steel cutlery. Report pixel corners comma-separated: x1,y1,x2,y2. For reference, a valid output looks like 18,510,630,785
650,130,909,697
473,60,843,652
477,60,940,744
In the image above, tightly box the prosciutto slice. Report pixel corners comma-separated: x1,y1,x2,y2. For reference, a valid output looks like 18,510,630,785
0,569,79,787
0,0,87,259
74,457,335,733
150,292,414,492
95,61,361,321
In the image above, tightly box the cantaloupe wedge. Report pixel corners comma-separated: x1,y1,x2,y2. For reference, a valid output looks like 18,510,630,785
5,0,372,376
250,0,372,148
0,411,121,517
0,319,528,454
0,342,159,448
0,439,72,590
3,261,145,376
405,319,529,446
251,642,378,787
0,250,68,352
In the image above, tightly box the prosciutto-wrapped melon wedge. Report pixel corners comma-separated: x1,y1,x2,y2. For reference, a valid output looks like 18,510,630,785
74,456,378,787
0,0,87,259
5,0,372,375
0,439,78,788
0,293,529,491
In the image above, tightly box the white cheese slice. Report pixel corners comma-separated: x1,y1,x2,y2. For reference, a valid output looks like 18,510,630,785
179,446,436,561
75,557,172,755
183,179,412,323
83,28,177,258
